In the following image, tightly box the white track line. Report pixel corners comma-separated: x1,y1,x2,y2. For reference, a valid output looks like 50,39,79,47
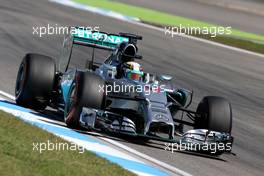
0,91,192,176
50,0,264,58
98,136,192,176
0,90,15,100
133,22,264,58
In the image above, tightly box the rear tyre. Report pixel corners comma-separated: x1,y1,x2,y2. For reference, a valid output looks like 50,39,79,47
65,71,105,128
195,96,232,133
15,53,55,110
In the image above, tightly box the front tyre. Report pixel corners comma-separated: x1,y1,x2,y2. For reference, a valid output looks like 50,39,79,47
65,71,105,128
15,53,55,110
195,96,232,133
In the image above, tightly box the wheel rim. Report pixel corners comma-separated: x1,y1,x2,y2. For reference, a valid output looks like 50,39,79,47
15,63,26,97
65,84,77,121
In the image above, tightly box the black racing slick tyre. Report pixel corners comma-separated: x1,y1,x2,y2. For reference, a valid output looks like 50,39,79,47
65,71,105,128
195,96,232,133
15,53,55,110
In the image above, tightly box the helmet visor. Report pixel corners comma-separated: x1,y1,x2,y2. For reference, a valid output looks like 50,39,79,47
127,71,142,81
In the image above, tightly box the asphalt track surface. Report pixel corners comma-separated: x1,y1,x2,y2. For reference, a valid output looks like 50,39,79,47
116,0,264,35
0,0,264,175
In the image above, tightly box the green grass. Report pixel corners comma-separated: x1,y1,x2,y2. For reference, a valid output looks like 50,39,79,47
197,35,264,54
0,110,135,176
74,0,264,42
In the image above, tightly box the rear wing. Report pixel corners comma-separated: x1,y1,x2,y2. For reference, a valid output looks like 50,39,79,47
73,27,129,50
58,27,142,72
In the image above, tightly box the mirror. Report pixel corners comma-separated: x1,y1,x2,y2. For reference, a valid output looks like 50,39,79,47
159,75,172,81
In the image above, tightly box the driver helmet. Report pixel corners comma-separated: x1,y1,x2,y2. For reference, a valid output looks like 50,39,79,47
124,61,143,81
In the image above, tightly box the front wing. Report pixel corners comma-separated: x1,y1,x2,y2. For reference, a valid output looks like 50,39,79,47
79,107,233,155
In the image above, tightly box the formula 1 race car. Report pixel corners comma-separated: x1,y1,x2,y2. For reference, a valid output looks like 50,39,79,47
15,27,233,155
